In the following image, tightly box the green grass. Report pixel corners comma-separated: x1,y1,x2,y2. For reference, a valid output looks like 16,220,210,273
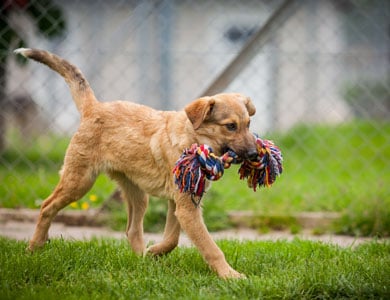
1,121,389,235
0,237,388,299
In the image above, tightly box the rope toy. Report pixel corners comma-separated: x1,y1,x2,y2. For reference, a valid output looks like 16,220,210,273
173,134,283,206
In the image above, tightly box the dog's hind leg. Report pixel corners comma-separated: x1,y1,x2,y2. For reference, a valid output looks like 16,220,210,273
28,160,97,251
146,199,181,255
110,173,148,255
125,188,148,255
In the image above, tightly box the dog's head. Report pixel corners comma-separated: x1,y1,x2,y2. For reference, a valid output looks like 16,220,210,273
185,93,257,160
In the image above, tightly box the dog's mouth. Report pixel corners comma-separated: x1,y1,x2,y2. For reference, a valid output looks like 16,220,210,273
222,145,259,163
221,146,244,164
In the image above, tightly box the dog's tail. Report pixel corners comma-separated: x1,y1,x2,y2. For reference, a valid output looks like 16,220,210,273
14,48,97,114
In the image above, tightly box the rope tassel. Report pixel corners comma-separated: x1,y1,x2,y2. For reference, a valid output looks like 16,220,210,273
238,137,283,191
173,134,283,204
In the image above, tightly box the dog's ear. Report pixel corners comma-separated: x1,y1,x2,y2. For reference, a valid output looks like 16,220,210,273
244,97,256,116
185,97,216,129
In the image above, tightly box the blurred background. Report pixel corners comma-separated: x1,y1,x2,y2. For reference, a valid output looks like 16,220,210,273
1,0,389,236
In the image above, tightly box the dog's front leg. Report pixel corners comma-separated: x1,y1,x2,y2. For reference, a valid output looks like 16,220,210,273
174,193,245,279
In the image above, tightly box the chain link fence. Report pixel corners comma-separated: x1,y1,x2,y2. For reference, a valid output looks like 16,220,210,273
1,0,389,233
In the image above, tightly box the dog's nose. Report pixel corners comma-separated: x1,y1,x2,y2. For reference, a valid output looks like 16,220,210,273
246,149,258,161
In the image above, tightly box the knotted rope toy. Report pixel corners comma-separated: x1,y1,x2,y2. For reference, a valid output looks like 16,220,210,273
173,134,283,206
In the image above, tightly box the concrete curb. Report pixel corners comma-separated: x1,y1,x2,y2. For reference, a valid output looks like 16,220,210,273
228,211,341,230
0,208,104,226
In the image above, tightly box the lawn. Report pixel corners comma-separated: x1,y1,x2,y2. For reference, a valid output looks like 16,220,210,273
0,237,389,299
1,120,389,236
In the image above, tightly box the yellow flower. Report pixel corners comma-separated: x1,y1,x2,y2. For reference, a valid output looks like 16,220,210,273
81,202,90,210
70,202,78,209
89,194,98,202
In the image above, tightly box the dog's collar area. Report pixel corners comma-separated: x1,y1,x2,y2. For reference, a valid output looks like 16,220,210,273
191,194,202,207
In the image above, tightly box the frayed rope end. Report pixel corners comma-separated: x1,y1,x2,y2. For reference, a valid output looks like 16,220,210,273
238,138,283,191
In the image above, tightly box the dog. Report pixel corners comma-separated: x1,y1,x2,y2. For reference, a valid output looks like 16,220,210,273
14,48,258,279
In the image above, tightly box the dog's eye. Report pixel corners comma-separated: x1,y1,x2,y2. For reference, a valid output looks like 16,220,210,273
225,123,237,131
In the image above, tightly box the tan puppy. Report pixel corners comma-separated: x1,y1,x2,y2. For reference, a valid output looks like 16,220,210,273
14,48,258,279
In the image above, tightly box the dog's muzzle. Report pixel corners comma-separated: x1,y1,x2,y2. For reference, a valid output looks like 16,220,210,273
245,149,258,161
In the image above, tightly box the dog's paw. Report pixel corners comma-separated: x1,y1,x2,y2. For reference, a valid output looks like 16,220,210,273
26,239,48,253
143,245,164,257
25,245,34,253
144,242,178,257
218,267,247,280
143,245,162,257
143,246,152,257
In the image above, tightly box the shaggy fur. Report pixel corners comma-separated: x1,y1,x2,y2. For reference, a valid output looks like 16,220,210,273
15,48,258,278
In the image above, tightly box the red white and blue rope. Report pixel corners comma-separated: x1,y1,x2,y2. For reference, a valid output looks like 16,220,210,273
173,134,283,205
